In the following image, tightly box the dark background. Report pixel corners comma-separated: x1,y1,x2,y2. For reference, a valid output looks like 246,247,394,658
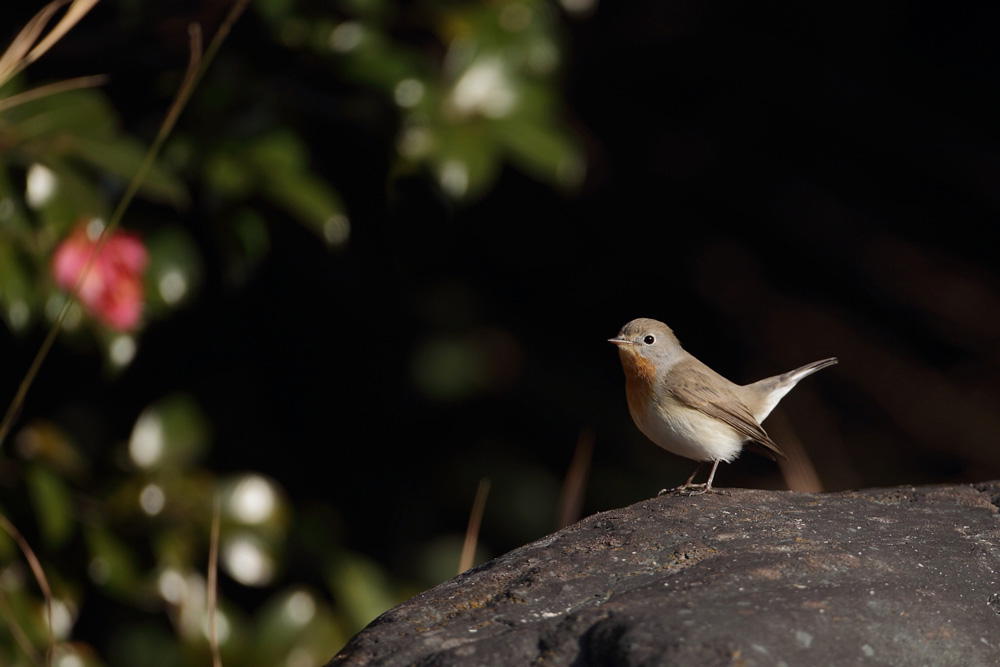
6,0,1000,609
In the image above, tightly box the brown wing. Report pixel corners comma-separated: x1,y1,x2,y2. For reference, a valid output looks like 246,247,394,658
665,363,786,460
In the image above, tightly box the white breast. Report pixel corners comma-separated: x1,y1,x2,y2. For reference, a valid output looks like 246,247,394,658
632,399,745,463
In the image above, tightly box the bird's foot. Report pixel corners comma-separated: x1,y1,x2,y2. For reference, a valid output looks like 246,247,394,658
656,485,696,496
658,483,726,497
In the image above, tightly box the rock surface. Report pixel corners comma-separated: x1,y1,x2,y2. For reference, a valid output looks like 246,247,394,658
328,483,1000,666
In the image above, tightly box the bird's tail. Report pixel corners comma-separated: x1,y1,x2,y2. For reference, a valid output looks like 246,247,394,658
783,357,839,384
747,357,838,422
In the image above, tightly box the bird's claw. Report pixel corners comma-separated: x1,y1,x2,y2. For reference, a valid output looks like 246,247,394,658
657,483,726,497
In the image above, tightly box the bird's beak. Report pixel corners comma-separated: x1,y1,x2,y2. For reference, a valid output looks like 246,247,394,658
608,336,632,346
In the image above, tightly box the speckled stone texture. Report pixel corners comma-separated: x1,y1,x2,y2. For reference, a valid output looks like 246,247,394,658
328,483,1000,666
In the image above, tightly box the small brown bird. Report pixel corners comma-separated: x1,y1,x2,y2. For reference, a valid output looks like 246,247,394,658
610,318,836,494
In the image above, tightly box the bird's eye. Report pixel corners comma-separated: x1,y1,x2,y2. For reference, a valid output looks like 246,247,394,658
643,335,655,345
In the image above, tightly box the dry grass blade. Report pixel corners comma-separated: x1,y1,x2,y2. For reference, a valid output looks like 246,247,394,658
0,73,108,113
0,0,251,450
0,0,68,85
458,478,491,574
207,498,222,667
0,0,100,89
23,0,101,70
556,429,593,529
0,513,54,666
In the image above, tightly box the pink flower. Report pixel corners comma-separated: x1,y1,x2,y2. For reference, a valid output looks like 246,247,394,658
51,223,148,330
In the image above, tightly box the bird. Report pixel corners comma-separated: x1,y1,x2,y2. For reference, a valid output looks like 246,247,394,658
609,318,836,494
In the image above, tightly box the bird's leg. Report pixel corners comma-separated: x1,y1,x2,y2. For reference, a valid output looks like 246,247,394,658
658,462,704,496
680,463,703,488
702,459,721,492
663,460,725,496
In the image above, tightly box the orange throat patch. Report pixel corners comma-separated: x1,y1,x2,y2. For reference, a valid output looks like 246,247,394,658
618,348,657,410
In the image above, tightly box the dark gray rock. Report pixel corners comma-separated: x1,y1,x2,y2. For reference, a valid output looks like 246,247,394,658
328,483,1000,666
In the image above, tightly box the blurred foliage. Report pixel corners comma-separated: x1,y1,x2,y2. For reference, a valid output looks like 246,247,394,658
0,0,582,344
258,0,583,199
0,0,585,664
2,397,353,666
0,80,197,344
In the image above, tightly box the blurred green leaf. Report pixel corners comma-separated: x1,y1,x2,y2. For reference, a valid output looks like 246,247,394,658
487,463,560,545
108,621,183,667
412,534,471,584
128,393,210,471
28,159,108,226
15,422,89,478
225,208,270,283
337,30,426,90
494,115,582,189
66,136,188,207
0,164,32,233
253,0,297,23
0,242,35,332
0,583,48,659
246,130,308,174
411,335,486,401
25,464,74,548
201,130,348,241
326,550,398,631
2,89,117,144
84,523,140,596
172,597,251,661
432,122,502,200
339,0,391,18
262,169,346,238
144,226,203,311
249,587,346,667
204,151,255,199
238,130,348,237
